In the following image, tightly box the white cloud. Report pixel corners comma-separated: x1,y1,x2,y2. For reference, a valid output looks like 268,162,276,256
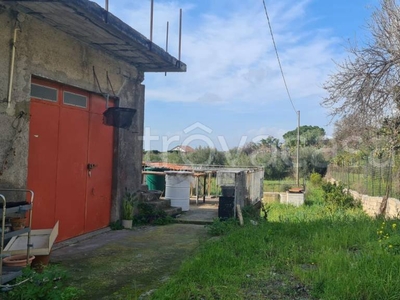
91,0,342,113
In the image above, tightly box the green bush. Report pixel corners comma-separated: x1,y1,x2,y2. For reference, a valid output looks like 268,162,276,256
321,182,360,209
134,202,174,225
2,266,83,300
309,172,322,185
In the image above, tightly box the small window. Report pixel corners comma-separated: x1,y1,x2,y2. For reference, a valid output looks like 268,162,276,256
63,91,87,108
31,84,58,102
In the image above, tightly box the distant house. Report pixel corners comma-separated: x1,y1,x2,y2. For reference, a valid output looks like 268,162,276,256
171,145,195,153
0,0,186,241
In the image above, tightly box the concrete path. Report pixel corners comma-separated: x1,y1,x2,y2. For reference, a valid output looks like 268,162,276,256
51,224,209,299
49,199,219,299
175,199,219,225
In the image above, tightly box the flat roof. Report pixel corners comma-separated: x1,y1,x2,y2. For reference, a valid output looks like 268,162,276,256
2,0,186,72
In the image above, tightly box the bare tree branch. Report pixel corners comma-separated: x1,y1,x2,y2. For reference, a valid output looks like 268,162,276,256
322,0,400,124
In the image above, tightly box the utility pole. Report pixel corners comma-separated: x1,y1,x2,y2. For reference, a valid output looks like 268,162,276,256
296,110,300,187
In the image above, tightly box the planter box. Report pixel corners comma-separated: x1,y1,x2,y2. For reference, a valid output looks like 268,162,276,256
3,221,58,256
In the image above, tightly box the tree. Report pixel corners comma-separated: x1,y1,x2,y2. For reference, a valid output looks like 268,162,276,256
264,151,293,180
259,136,281,150
299,147,328,178
322,0,400,125
283,125,325,148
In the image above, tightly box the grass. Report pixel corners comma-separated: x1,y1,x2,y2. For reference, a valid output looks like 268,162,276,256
264,179,299,192
149,183,400,300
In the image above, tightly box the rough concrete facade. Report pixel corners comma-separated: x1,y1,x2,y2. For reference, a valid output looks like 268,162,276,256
0,6,145,221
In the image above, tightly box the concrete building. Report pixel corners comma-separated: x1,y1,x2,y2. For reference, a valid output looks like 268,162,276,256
0,0,186,241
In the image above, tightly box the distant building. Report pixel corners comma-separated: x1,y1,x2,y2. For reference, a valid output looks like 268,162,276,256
171,145,195,153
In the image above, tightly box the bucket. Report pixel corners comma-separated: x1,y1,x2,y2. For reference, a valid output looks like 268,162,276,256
145,167,168,194
165,171,192,211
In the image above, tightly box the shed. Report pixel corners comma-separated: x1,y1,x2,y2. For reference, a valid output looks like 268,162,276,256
0,0,186,241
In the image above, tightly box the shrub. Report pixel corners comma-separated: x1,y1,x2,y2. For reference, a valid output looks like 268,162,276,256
134,202,174,225
309,172,322,185
321,182,360,209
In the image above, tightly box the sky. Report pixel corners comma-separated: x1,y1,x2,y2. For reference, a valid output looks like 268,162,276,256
91,0,379,151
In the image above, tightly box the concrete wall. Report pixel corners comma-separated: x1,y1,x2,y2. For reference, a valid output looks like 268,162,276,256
0,8,145,221
279,192,305,207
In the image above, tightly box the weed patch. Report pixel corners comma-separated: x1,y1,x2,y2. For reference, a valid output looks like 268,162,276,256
1,265,83,300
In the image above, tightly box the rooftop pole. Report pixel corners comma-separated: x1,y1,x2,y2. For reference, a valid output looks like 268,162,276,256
150,0,154,43
296,110,300,187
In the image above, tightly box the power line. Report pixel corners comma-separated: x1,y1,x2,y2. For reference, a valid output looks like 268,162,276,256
262,0,297,114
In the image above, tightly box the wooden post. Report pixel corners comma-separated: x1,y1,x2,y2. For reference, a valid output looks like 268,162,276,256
203,175,207,203
207,172,211,197
196,176,200,205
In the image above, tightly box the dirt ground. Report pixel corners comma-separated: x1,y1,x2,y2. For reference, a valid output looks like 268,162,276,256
51,224,209,299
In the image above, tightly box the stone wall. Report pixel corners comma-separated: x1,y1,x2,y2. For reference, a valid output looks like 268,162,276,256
348,190,400,218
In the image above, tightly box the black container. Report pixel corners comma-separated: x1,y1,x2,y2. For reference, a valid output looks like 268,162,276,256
218,196,235,220
103,107,136,129
221,185,235,197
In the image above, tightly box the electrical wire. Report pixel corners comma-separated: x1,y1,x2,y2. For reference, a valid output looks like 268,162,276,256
262,0,297,114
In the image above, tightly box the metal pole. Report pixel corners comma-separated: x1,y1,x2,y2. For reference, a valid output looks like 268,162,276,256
150,0,154,43
165,21,169,76
166,21,169,52
105,0,109,23
296,110,300,187
178,9,182,62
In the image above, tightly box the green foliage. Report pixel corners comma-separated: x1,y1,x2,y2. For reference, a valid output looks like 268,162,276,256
122,192,136,220
183,147,227,165
322,182,360,209
299,147,328,178
241,205,261,220
205,218,238,236
2,266,83,300
264,151,293,180
109,220,124,230
309,172,322,186
283,125,326,148
377,220,400,255
153,196,400,300
134,202,174,225
304,183,324,206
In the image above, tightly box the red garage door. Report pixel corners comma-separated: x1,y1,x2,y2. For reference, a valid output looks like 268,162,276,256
27,78,114,241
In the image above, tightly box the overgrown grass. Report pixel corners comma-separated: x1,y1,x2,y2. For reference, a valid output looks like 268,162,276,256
264,179,301,192
150,184,400,299
1,265,83,300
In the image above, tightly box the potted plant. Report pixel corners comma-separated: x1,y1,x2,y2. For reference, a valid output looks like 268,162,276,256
121,193,134,229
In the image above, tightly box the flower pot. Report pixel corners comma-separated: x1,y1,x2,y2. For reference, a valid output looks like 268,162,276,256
3,255,35,267
32,254,51,273
10,217,27,231
122,219,133,229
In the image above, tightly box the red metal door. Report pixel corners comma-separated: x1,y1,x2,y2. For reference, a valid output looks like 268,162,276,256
85,94,114,232
27,100,59,230
28,78,114,242
55,106,89,240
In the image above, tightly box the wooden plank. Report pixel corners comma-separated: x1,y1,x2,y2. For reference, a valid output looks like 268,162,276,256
236,205,244,226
